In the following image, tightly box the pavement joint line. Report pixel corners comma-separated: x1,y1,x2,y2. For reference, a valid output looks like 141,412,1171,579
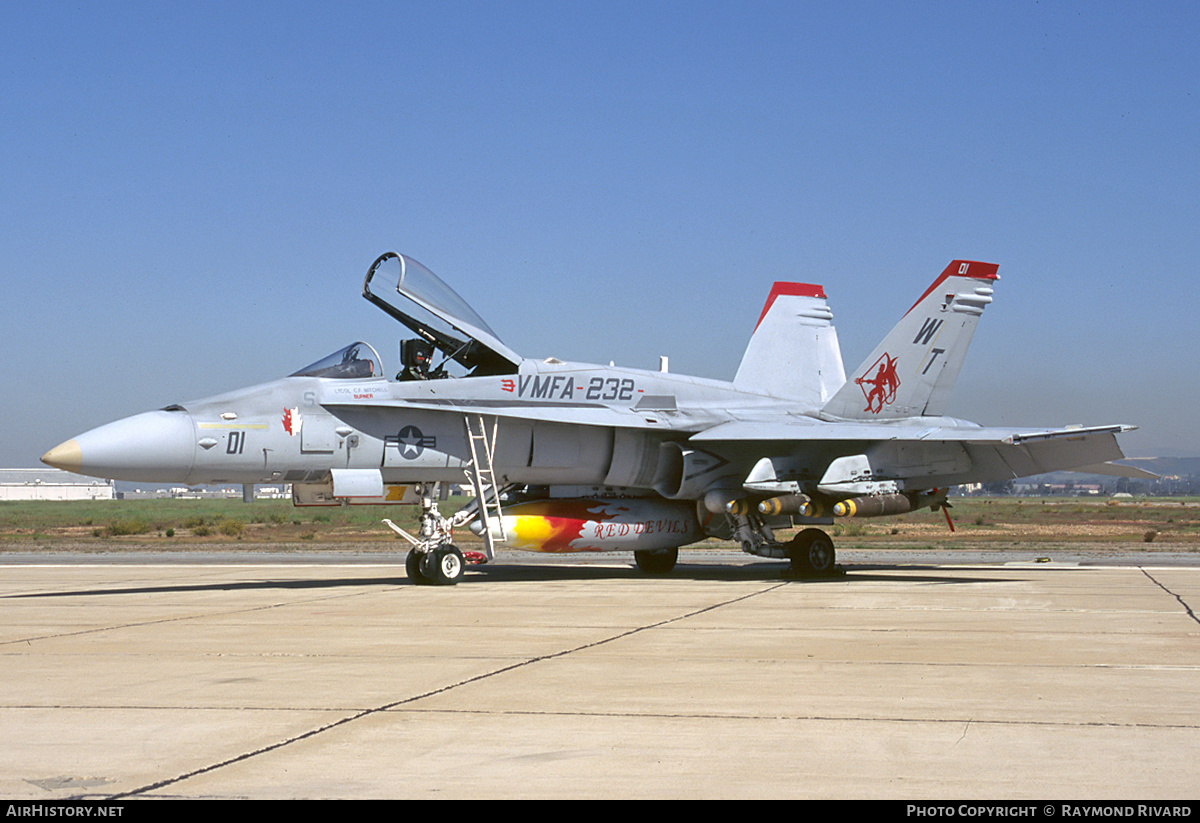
101,580,789,799
1138,567,1199,625
0,583,397,647
12,561,1197,799
381,707,1200,731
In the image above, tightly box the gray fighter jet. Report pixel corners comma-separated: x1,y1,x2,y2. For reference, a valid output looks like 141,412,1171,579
42,252,1145,584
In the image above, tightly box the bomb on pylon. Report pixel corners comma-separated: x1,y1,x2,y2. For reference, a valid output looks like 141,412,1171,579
757,493,811,516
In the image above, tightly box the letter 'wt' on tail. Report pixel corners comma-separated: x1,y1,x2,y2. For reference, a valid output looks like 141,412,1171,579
821,260,999,420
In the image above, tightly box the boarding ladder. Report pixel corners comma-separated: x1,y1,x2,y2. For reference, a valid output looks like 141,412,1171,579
463,414,506,560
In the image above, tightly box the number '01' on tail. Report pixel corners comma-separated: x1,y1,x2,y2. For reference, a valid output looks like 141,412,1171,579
821,260,999,420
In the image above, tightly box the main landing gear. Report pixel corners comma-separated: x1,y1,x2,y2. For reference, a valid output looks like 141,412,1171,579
784,528,839,577
634,547,679,574
728,509,841,578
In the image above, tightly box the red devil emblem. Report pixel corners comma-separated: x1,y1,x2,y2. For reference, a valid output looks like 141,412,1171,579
855,353,900,414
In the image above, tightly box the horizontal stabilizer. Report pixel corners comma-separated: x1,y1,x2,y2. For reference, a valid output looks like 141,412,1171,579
1065,462,1159,479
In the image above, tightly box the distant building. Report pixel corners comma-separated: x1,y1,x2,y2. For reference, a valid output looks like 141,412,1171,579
0,469,114,501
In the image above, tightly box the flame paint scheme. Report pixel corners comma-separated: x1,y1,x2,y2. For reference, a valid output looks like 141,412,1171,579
489,498,706,553
43,252,1146,584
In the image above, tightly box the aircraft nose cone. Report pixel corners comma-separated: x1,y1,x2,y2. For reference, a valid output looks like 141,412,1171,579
41,410,196,482
40,440,83,473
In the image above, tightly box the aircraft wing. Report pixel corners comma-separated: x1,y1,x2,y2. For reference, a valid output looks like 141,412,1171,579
691,420,1141,485
691,420,1135,444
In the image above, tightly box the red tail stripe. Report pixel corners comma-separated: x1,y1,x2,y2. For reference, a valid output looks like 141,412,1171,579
905,260,999,316
755,282,827,330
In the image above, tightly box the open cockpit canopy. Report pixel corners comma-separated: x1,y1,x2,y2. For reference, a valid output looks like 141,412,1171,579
363,252,521,376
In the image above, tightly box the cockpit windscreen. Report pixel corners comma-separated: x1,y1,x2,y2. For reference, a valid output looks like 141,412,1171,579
290,342,383,379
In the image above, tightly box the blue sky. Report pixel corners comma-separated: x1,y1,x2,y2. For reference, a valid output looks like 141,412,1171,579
3,0,1198,467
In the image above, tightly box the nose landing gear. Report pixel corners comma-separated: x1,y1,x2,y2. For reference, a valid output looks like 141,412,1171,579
384,482,476,586
406,544,465,586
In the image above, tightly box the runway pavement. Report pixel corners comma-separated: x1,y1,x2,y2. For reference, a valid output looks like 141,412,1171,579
1,551,1197,799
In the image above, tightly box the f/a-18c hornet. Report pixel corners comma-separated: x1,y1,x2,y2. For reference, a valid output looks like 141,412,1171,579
42,252,1148,584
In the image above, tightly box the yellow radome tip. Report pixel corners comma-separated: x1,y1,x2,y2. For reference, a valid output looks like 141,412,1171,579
41,440,82,473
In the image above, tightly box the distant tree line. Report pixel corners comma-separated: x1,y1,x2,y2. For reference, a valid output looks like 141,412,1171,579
971,474,1200,497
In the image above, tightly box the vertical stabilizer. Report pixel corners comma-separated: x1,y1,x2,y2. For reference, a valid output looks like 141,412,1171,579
734,282,846,406
821,260,999,420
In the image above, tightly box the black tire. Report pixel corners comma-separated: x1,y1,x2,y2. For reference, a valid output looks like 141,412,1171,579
406,549,432,585
634,547,678,574
787,528,836,574
427,545,465,585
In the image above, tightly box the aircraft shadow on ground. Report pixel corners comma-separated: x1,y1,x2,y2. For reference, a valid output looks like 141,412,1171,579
3,576,407,599
467,561,1015,586
2,563,1017,599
